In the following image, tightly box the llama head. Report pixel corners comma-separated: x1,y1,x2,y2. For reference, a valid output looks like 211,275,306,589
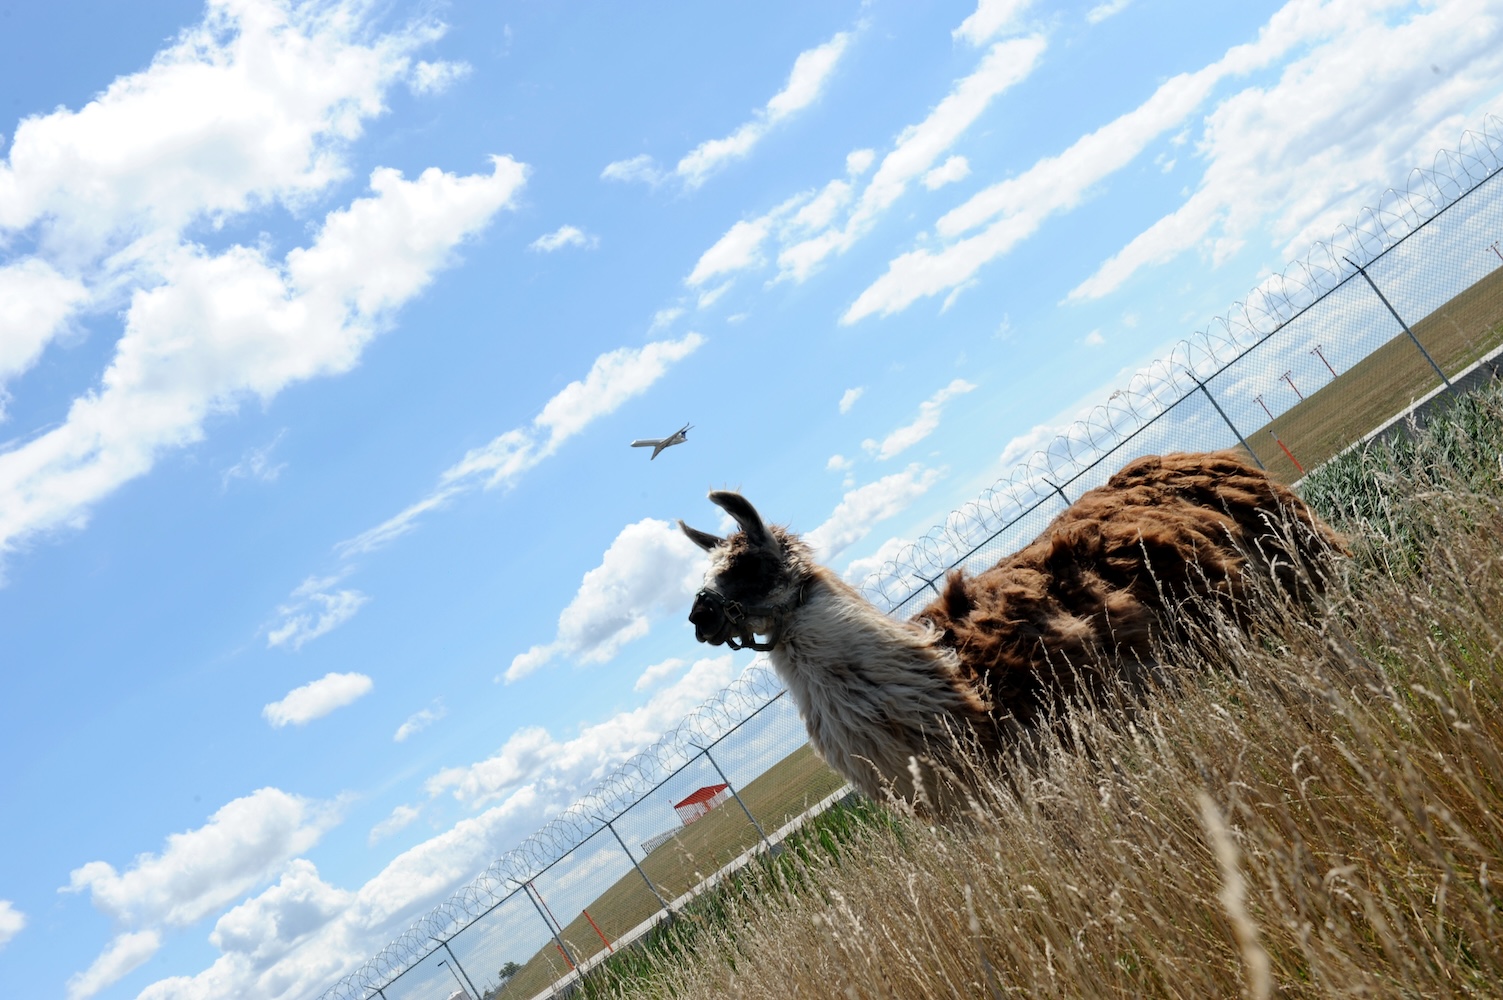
679,491,805,652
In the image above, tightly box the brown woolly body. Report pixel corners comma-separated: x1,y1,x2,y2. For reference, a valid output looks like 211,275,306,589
681,451,1343,809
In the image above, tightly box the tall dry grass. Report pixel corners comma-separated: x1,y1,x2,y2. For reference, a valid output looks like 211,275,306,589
586,384,1503,1000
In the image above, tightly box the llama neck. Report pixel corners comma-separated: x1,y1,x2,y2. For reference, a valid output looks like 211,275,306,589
769,566,987,802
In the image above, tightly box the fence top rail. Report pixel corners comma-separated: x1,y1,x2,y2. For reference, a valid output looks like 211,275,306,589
317,112,1503,1000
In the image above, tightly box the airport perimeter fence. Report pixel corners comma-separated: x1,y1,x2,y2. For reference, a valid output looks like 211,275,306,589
319,115,1503,1000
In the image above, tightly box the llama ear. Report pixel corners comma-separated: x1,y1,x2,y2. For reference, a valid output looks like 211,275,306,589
707,491,776,550
678,520,724,552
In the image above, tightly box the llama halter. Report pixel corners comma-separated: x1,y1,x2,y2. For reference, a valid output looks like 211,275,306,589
690,581,807,652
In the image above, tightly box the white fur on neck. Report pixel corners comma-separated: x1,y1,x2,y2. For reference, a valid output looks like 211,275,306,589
769,563,985,804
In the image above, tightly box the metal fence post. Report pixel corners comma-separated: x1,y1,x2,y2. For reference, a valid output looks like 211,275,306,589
1189,373,1265,469
597,815,674,916
433,939,482,1000
692,744,775,854
515,880,577,971
1347,256,1452,389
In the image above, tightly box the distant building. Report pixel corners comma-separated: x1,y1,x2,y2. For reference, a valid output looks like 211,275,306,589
673,783,730,826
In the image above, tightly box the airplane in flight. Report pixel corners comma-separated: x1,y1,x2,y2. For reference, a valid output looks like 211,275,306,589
631,422,692,460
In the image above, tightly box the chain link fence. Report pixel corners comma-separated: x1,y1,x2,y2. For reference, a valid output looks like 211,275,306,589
319,115,1503,1000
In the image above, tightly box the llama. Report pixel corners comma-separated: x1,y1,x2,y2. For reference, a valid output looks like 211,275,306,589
679,451,1343,810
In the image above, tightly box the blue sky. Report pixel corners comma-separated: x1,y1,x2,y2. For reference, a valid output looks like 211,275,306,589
2,1,1502,997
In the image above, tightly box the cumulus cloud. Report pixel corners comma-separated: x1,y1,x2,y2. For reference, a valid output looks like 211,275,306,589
841,534,912,586
0,0,527,579
606,31,850,191
1071,0,1503,300
848,0,1503,323
600,153,666,186
0,259,89,408
133,658,742,1000
0,899,23,948
806,465,945,560
262,672,374,727
863,379,977,460
634,657,687,692
686,217,776,287
0,156,527,573
394,701,446,742
437,655,737,807
923,154,972,190
688,32,1044,291
1086,0,1133,23
954,0,1035,45
505,518,708,682
676,31,851,188
529,224,599,252
369,805,422,845
63,788,341,996
839,387,864,413
66,930,162,1000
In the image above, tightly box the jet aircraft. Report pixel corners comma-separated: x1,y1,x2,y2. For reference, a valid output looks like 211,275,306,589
631,422,692,460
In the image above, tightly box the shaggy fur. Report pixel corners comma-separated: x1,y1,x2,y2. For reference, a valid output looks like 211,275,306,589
680,451,1344,810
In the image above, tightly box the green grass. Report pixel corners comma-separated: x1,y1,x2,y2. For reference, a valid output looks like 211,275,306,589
1247,262,1503,481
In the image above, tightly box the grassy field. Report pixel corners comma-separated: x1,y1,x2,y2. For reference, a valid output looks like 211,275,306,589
1249,261,1503,481
567,379,1503,999
491,743,847,1000
480,265,1503,1000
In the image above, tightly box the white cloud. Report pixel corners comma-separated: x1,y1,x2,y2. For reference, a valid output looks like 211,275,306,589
842,534,911,585
1072,0,1503,300
923,154,972,190
686,217,775,286
954,0,1034,45
409,59,471,95
846,148,876,176
998,421,1062,467
208,859,354,965
0,259,88,406
66,930,162,1000
529,224,599,252
650,306,685,331
806,465,944,559
676,32,851,188
634,656,687,691
846,0,1503,323
262,672,374,727
827,454,854,472
335,331,704,563
132,658,742,1000
267,576,370,650
0,899,24,948
0,157,526,572
866,378,976,460
369,805,422,845
504,518,708,682
394,701,446,742
696,281,733,309
1086,0,1133,24
440,656,737,807
839,387,865,413
221,432,287,490
601,154,666,186
1083,329,1106,346
64,788,340,931
777,34,1047,285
